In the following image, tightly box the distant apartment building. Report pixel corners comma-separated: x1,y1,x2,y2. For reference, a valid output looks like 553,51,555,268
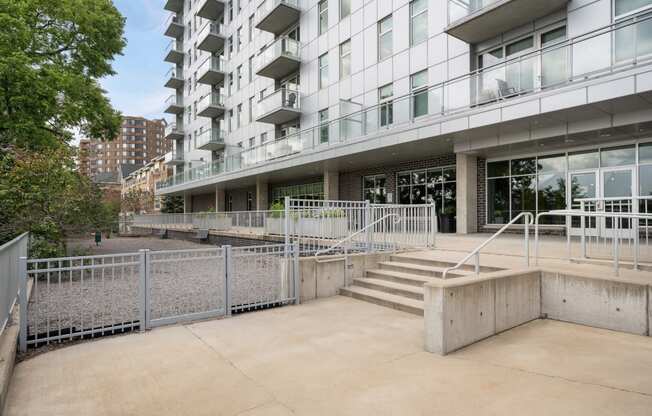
79,116,170,179
158,0,652,235
121,156,173,214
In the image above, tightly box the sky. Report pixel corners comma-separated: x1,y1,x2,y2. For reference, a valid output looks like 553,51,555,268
100,0,170,122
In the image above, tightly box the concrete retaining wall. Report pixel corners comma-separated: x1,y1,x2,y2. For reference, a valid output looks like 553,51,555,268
425,268,651,355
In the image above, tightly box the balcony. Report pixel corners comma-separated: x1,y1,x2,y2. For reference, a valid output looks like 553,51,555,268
165,123,184,141
197,56,226,85
196,128,226,151
446,0,569,43
197,23,226,53
164,150,185,166
164,40,184,64
255,37,301,80
197,0,225,19
256,88,301,125
164,0,183,13
164,67,184,89
164,95,184,115
198,93,226,118
164,14,184,39
255,0,300,36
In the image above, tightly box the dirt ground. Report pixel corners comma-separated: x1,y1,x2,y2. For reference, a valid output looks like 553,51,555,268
66,236,207,255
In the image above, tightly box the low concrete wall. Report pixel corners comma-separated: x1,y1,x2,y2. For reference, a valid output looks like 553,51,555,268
425,268,651,355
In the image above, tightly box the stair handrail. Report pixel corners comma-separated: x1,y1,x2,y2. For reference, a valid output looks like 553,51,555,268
441,212,534,279
315,213,401,257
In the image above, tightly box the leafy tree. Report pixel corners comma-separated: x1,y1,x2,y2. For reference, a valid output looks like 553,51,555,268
0,0,125,149
160,196,184,214
122,188,154,214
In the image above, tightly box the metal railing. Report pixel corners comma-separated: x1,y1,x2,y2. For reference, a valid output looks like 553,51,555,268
18,244,299,351
441,212,534,279
0,233,28,336
255,36,301,72
315,213,401,256
157,13,652,191
164,39,184,56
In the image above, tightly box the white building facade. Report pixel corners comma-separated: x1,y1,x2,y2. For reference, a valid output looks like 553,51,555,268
160,0,652,233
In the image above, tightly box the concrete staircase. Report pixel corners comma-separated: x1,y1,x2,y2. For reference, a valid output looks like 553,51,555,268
340,253,503,316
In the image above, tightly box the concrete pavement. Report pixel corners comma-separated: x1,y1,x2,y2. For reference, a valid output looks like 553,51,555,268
6,296,652,415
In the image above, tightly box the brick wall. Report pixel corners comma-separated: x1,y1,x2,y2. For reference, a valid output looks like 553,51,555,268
339,154,457,202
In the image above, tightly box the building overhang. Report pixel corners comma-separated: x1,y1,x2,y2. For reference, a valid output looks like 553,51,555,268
198,31,226,53
198,104,226,119
256,55,301,80
164,21,184,39
198,68,226,85
164,49,184,64
255,107,301,125
255,3,301,36
197,0,225,20
164,0,183,13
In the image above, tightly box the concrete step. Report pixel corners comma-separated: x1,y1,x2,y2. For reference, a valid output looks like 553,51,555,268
390,253,503,273
365,269,438,287
339,286,424,316
378,261,474,278
353,277,424,301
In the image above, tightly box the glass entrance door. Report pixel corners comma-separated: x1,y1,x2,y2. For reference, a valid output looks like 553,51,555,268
569,171,599,236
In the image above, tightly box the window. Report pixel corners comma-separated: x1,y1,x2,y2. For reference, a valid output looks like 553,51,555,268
228,1,233,21
340,0,350,19
246,192,254,211
410,0,428,46
319,0,328,34
378,15,393,61
363,175,387,203
228,109,234,132
249,137,255,148
261,132,268,143
236,27,242,52
248,56,254,82
237,103,242,128
379,84,393,127
248,96,254,123
616,0,652,16
339,40,351,79
397,167,456,217
228,36,233,58
319,109,329,143
236,65,242,89
319,53,329,88
228,72,233,95
249,14,254,41
411,70,428,118
615,1,652,62
271,182,324,203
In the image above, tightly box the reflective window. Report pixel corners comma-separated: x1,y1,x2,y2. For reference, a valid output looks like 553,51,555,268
318,53,328,89
378,16,393,61
363,175,387,204
569,150,599,170
319,0,328,35
340,39,351,79
411,70,428,118
340,0,350,19
379,84,393,127
410,0,428,46
600,145,636,167
639,142,652,163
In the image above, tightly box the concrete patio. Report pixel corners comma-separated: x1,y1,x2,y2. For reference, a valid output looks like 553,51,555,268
5,296,652,416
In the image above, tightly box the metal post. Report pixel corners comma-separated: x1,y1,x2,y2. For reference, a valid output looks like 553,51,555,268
364,200,371,253
343,244,349,287
580,201,587,258
284,196,291,249
139,249,149,331
525,215,530,267
534,215,540,266
634,217,640,271
430,201,437,248
18,256,27,353
474,252,480,275
224,245,232,316
293,240,301,305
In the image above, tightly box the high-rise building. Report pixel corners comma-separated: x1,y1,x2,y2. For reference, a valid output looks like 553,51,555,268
79,116,169,179
158,0,652,233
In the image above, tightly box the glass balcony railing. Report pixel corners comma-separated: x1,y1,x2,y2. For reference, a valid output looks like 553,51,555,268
165,94,183,107
164,14,184,38
198,92,226,117
165,123,184,138
256,88,300,120
197,22,226,51
164,40,184,62
165,150,185,165
157,14,652,191
196,128,226,150
165,67,183,81
255,36,301,76
448,0,501,24
198,55,227,78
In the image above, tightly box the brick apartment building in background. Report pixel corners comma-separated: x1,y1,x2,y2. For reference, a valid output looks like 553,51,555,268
78,116,171,180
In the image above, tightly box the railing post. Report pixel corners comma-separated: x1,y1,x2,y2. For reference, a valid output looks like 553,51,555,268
293,240,301,305
18,256,27,353
139,249,149,331
634,216,640,271
284,196,291,249
525,215,530,267
613,216,620,276
365,200,371,253
474,252,480,275
430,201,437,248
534,215,540,266
580,201,587,258
224,245,232,316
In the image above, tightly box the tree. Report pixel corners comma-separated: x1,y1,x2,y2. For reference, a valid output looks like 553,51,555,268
0,0,125,149
122,188,154,214
0,147,112,257
161,196,184,214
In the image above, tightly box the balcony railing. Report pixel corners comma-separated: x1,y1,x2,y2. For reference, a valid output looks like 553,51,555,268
255,36,301,79
165,123,184,140
156,13,652,191
255,0,301,36
256,88,301,124
198,55,227,85
196,128,226,151
164,14,184,39
448,0,501,23
164,67,184,89
164,40,184,64
164,95,184,114
197,22,226,52
164,150,185,166
198,92,226,118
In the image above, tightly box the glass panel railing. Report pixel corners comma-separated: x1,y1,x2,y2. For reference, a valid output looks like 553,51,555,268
165,39,184,55
156,14,652,191
197,128,226,148
165,123,183,137
255,37,301,72
256,88,300,118
198,22,225,40
165,66,183,80
165,13,183,28
255,0,300,25
198,55,227,76
198,92,226,112
165,94,183,107
448,0,502,24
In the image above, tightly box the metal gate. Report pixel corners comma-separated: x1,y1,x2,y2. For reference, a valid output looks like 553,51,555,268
19,244,299,351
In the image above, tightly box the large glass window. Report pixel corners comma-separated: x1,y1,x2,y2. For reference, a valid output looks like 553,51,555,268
319,0,328,35
600,145,636,167
615,0,652,62
640,142,652,215
411,70,428,118
363,175,387,203
271,182,324,204
340,0,350,19
318,53,328,89
410,0,428,46
378,15,393,61
340,39,351,79
397,167,456,216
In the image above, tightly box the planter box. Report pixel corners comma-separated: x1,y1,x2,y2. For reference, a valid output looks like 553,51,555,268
265,217,348,239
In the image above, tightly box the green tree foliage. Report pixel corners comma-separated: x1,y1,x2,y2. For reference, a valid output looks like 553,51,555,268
160,196,184,214
0,0,126,149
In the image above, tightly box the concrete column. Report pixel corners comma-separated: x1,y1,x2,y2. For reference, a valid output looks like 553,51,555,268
324,170,339,200
215,186,226,212
456,153,478,234
256,178,269,210
183,193,192,214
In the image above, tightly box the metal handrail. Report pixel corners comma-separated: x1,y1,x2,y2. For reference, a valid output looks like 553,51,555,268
442,212,534,279
314,213,401,257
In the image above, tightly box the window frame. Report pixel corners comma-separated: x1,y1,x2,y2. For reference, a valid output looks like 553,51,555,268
378,15,393,61
339,39,351,79
410,0,428,46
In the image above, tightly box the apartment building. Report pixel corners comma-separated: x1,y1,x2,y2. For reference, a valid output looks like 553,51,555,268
79,116,169,179
121,156,173,214
160,0,652,234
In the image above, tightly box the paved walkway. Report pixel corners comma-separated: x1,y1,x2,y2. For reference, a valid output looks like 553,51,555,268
6,296,652,415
